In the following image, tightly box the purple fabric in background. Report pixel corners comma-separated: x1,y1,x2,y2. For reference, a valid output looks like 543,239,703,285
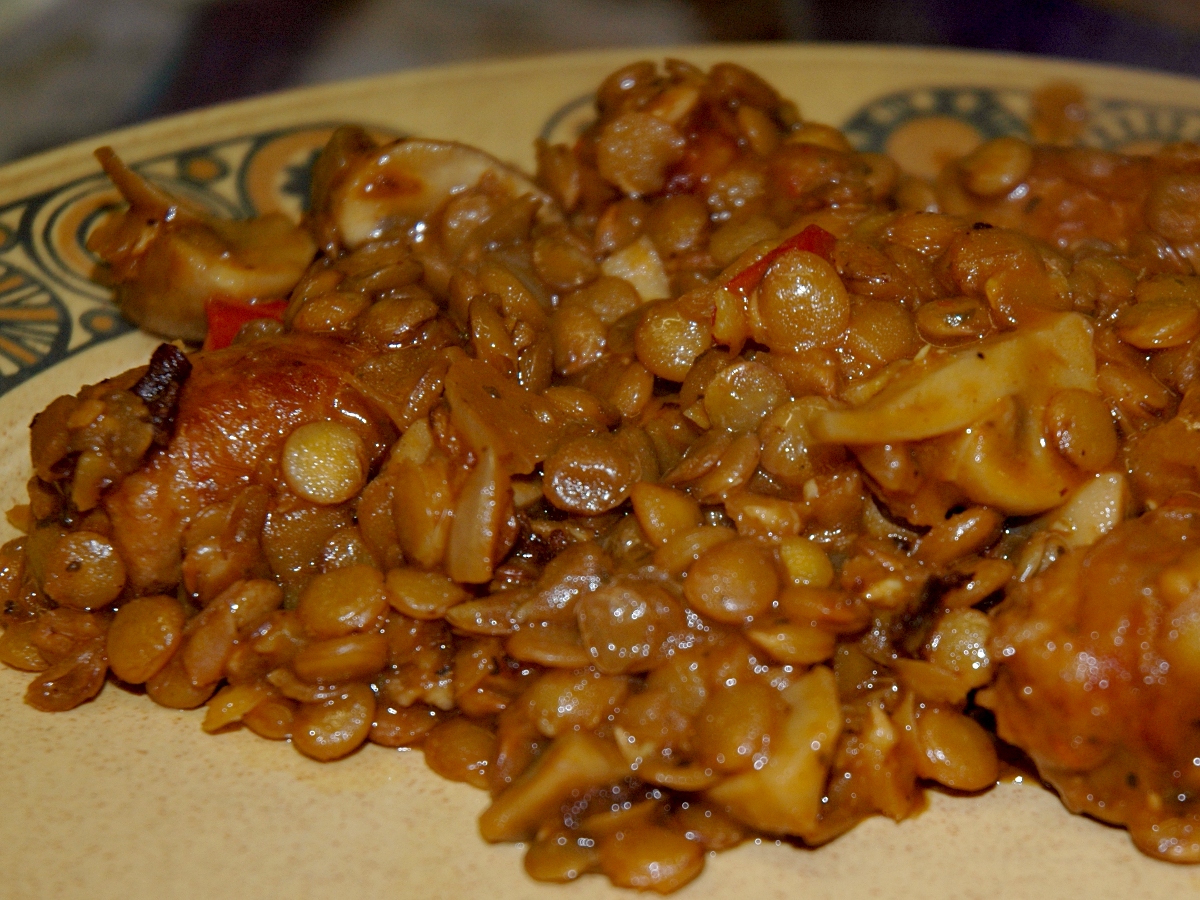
797,0,1200,77
149,0,1200,121
151,0,342,115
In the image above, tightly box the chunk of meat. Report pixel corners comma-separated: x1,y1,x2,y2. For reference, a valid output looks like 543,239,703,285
941,142,1200,264
986,505,1200,862
104,335,394,592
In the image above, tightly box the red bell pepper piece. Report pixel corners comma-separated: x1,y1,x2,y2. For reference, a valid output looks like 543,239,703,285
724,223,837,297
203,298,288,351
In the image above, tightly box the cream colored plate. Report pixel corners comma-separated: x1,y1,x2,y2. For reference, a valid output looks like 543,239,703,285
3,44,1200,900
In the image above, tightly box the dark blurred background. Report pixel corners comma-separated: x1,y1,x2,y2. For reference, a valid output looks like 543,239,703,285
1,0,1197,163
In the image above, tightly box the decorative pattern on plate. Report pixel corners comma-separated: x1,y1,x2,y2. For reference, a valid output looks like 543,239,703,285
841,87,1029,152
0,125,346,396
538,93,596,146
843,88,1200,175
1087,96,1200,151
842,88,1029,179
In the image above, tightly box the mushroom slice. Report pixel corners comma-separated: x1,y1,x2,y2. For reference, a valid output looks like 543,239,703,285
813,313,1096,444
815,313,1099,517
88,148,316,343
941,393,1082,516
331,138,561,250
443,354,569,476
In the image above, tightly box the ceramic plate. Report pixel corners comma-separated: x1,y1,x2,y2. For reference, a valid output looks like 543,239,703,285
4,44,1200,900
